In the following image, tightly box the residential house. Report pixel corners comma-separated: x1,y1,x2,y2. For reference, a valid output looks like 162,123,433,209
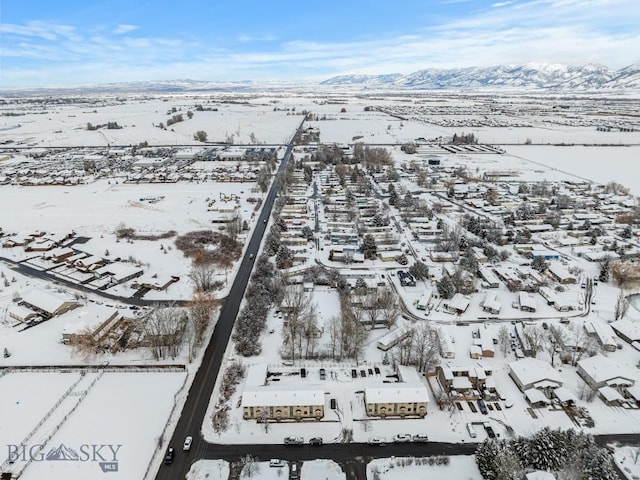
61,306,123,346
584,321,617,352
509,357,563,395
443,293,471,314
241,364,324,421
19,290,78,320
576,355,635,390
365,366,429,418
437,364,494,401
518,292,537,312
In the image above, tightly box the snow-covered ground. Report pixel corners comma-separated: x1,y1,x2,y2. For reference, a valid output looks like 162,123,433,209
507,145,640,195
1,371,186,480
367,456,481,480
0,96,302,147
186,459,229,480
613,446,640,480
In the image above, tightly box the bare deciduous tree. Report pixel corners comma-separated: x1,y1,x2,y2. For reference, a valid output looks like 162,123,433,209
189,264,218,292
188,292,217,358
143,307,185,360
281,286,318,362
523,325,547,356
497,325,510,357
329,293,368,361
546,324,567,366
409,322,440,372
614,289,630,320
378,287,401,329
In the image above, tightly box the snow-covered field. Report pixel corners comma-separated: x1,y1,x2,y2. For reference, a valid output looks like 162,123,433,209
1,371,186,480
507,145,640,195
0,96,302,147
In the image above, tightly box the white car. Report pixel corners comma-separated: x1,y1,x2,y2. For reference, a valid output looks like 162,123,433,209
183,436,192,451
393,434,413,443
368,436,386,446
269,459,285,467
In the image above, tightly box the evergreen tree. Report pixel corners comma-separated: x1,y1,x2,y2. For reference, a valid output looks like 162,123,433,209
531,256,549,273
436,275,455,299
361,234,378,260
275,245,293,269
409,260,429,280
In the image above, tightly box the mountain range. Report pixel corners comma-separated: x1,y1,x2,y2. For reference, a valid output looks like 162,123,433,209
320,63,640,90
3,63,640,94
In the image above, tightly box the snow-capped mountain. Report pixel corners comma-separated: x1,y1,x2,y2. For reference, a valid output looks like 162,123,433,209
321,63,640,90
317,73,403,85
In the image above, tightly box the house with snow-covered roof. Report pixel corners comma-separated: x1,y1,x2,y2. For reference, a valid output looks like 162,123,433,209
19,290,78,320
364,366,429,418
436,363,494,401
518,292,537,312
611,319,640,346
548,263,576,284
509,357,563,394
241,388,325,421
241,364,324,421
443,293,470,314
584,321,617,352
61,305,123,346
576,355,635,390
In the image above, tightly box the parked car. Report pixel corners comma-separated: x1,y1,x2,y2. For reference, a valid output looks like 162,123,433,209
477,399,488,415
412,434,429,443
284,436,304,445
269,459,285,467
290,463,299,479
309,437,323,446
368,436,386,446
466,423,477,438
182,436,192,451
485,425,496,438
164,447,175,464
393,434,413,443
319,368,326,380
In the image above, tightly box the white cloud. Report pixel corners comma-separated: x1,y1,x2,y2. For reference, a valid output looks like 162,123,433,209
113,24,138,35
0,21,80,42
237,34,277,43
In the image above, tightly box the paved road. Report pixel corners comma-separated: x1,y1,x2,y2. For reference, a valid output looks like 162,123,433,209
154,125,301,480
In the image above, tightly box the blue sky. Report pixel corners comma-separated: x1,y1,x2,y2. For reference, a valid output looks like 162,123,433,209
1,0,639,87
